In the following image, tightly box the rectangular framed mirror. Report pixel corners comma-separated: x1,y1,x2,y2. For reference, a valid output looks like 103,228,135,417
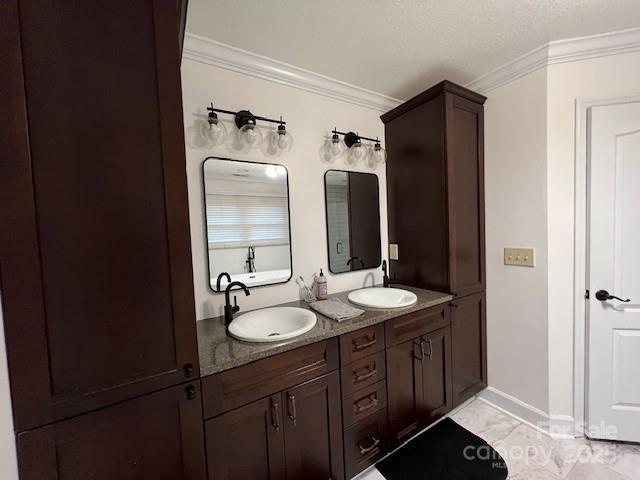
324,170,382,274
203,157,292,291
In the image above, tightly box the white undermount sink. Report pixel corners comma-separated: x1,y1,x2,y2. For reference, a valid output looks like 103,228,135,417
228,307,317,343
348,287,418,309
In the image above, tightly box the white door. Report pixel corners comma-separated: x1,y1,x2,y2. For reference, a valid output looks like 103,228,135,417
587,101,640,442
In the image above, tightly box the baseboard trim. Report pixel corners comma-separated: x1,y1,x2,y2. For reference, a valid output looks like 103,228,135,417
478,387,576,439
478,387,549,432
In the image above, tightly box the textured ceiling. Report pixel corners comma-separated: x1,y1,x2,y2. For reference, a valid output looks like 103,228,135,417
187,0,640,100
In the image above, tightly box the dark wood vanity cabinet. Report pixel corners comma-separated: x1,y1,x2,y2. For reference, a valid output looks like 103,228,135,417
382,80,486,298
17,382,206,480
2,0,204,478
385,305,452,447
204,341,344,480
382,80,488,433
207,373,344,480
451,292,487,405
1,0,198,432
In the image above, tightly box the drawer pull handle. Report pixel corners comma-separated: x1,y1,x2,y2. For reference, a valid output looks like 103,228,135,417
359,436,381,456
354,394,379,413
270,398,280,432
287,393,297,426
354,366,377,383
353,334,376,351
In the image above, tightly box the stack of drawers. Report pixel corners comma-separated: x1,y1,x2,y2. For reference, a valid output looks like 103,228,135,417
339,324,389,478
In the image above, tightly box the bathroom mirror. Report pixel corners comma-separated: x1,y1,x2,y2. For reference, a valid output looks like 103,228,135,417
324,170,382,274
203,157,292,291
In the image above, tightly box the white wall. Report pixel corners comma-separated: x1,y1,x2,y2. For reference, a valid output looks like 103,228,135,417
0,294,19,479
546,50,640,417
484,68,550,413
181,59,387,320
483,49,640,425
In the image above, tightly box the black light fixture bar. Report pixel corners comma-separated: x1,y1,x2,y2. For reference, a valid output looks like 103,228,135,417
332,128,382,148
333,129,378,143
206,102,286,126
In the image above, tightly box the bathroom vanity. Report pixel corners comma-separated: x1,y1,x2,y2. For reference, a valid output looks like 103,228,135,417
196,284,485,480
1,0,486,477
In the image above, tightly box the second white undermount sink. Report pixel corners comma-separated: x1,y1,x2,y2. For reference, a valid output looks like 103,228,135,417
228,307,317,343
348,287,418,309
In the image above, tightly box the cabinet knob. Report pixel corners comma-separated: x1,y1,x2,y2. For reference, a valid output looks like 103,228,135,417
185,385,197,400
184,363,195,377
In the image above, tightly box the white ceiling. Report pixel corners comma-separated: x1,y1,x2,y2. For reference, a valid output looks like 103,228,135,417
186,0,640,100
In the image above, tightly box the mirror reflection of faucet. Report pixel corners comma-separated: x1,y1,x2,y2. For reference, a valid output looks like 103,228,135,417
346,256,364,270
246,246,256,273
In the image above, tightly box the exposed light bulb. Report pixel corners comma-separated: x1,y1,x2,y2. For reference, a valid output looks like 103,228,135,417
206,120,227,144
373,142,386,164
271,123,293,153
239,124,262,149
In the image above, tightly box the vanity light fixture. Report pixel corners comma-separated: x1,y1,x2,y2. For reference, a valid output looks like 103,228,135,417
326,129,386,167
205,102,291,153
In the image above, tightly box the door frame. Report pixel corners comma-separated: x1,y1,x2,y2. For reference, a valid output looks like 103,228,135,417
573,94,640,437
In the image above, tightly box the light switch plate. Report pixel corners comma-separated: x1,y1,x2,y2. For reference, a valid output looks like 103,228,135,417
389,243,399,261
504,247,535,267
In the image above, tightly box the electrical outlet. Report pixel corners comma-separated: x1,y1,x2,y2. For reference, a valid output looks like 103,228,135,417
504,247,535,267
389,243,399,261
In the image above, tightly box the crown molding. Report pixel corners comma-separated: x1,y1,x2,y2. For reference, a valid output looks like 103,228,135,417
182,33,402,113
466,27,640,94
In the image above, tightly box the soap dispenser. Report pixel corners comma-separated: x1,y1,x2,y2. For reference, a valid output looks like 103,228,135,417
316,269,328,300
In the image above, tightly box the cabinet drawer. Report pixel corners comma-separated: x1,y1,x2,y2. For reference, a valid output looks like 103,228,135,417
340,350,386,398
344,409,388,479
385,304,449,347
202,338,339,418
340,324,385,365
342,380,387,427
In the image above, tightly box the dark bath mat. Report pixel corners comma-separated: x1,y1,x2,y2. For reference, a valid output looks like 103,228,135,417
376,418,508,480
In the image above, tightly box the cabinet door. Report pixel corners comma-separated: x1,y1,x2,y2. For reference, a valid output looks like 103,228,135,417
445,94,485,296
451,293,487,406
386,339,423,446
419,326,452,423
283,372,344,480
206,394,285,480
17,382,206,480
0,0,198,431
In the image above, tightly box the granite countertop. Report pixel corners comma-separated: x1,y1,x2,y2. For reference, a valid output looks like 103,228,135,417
197,285,453,377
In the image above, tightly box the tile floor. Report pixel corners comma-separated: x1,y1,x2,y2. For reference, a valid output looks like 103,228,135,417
356,399,640,480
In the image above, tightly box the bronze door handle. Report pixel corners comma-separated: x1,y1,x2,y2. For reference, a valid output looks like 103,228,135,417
270,398,280,432
287,393,297,426
420,338,433,359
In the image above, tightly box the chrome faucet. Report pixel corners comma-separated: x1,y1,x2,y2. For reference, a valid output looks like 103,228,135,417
224,281,250,327
382,260,390,287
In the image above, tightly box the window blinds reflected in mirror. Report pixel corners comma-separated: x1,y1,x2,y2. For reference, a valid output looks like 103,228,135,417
203,157,292,291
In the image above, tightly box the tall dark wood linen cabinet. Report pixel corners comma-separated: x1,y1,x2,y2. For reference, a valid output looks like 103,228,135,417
0,1,206,478
381,81,488,408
